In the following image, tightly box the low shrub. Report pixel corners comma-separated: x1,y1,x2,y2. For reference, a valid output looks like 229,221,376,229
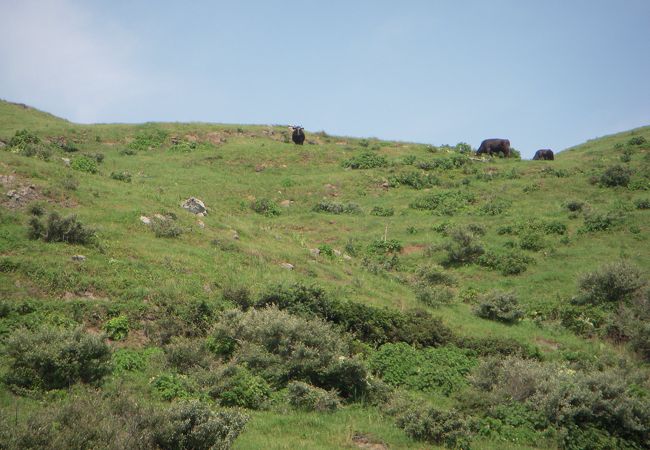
205,365,271,409
417,154,469,170
441,227,485,265
151,216,183,238
151,373,195,401
453,336,541,359
287,381,341,412
8,129,41,148
110,171,132,182
519,232,546,251
165,337,212,372
564,200,585,212
128,129,168,151
599,165,631,187
367,238,402,254
370,206,394,216
410,190,475,215
317,243,334,257
474,291,524,324
71,155,98,174
478,249,533,275
415,264,456,286
250,198,281,217
415,285,455,307
634,198,650,209
103,315,130,340
312,200,361,214
388,171,439,189
28,212,96,245
575,261,645,306
61,174,79,190
4,327,111,391
580,212,620,232
478,199,511,216
112,348,150,373
341,151,388,169
627,135,647,146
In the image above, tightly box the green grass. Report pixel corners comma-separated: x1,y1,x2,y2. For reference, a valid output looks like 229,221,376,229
1,99,649,449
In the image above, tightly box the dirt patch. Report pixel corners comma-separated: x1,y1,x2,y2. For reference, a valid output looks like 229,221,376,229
352,433,388,450
535,337,561,351
401,244,427,255
2,183,41,209
205,131,226,145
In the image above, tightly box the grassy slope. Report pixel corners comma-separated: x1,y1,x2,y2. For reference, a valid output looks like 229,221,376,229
0,99,649,448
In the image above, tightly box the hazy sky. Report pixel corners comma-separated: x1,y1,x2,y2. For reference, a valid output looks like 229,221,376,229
1,0,649,158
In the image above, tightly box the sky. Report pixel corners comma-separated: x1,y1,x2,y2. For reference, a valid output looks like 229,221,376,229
1,0,649,158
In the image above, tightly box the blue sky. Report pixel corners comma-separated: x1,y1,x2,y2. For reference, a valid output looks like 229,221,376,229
1,0,649,158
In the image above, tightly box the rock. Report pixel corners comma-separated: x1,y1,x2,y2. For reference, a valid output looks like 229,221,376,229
280,262,294,270
62,157,71,167
255,164,265,172
181,197,208,215
333,249,342,257
310,248,320,257
71,255,86,262
232,232,240,240
280,200,293,207
6,190,18,199
140,216,151,225
343,254,352,261
197,220,205,229
381,182,390,188
153,213,166,221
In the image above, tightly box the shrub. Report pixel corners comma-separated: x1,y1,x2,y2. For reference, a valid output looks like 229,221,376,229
519,231,545,251
388,171,439,189
478,199,511,216
28,202,46,216
317,243,334,257
474,291,524,324
415,285,455,307
61,174,79,191
4,327,111,391
165,337,212,372
575,261,645,306
627,135,647,146
312,200,361,214
8,129,41,148
634,198,650,209
151,373,195,401
415,264,456,286
128,129,168,151
250,198,281,217
442,227,485,265
410,190,475,215
417,154,470,170
287,381,341,412
342,151,388,169
205,365,271,409
478,250,532,275
151,216,183,238
222,285,253,310
369,343,476,395
103,315,130,340
153,400,249,450
110,171,132,182
112,348,150,373
453,336,541,359
580,212,619,232
564,200,585,212
599,165,631,187
367,238,402,254
28,212,96,244
370,206,394,216
71,155,99,174
543,221,567,235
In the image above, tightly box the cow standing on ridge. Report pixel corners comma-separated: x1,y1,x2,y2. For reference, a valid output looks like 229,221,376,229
290,126,305,145
533,149,554,160
476,138,511,157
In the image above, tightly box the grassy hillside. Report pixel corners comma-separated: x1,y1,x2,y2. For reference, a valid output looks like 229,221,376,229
0,99,649,449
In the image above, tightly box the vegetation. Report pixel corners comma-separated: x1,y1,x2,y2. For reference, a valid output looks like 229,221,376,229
0,100,649,449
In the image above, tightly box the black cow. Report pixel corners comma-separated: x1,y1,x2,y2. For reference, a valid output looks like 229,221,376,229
533,149,554,160
290,126,305,145
477,138,511,157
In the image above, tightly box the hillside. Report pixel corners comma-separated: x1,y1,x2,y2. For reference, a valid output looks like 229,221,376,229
0,99,649,449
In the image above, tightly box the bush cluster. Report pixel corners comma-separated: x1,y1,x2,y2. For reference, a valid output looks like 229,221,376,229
128,129,168,151
110,171,132,182
410,190,475,215
4,327,111,391
103,315,130,340
151,215,183,238
441,227,485,265
417,154,470,170
478,249,533,275
250,198,281,217
205,365,271,409
599,165,631,187
370,206,394,216
341,151,388,169
627,135,647,146
71,155,99,174
287,381,341,412
574,261,645,306
312,200,361,214
254,283,453,348
388,171,439,189
474,291,524,324
28,211,96,245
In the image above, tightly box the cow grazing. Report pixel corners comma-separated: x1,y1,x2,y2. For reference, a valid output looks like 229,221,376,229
533,149,554,160
477,139,511,157
290,126,305,145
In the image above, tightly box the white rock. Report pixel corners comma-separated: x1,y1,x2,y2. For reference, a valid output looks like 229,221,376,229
280,262,294,270
62,157,71,167
310,248,320,257
181,197,208,215
333,249,342,257
71,255,86,262
343,254,352,261
197,220,205,229
140,216,151,225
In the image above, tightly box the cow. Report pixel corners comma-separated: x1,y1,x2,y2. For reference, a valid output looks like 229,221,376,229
290,126,305,145
532,149,554,160
477,138,511,157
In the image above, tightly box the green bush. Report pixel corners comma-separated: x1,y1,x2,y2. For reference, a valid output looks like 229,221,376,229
519,231,546,251
250,198,281,217
164,337,212,372
415,264,456,286
112,348,149,373
71,155,99,174
341,151,388,169
442,227,485,265
4,327,111,391
575,261,645,306
415,285,455,307
369,343,476,395
287,381,341,412
599,165,631,187
627,135,647,146
543,221,567,235
634,198,650,209
453,336,541,359
151,216,183,238
312,200,361,214
128,129,168,151
388,171,439,189
410,190,475,215
28,211,95,244
417,154,470,170
370,206,394,216
153,400,248,450
478,249,533,275
205,365,271,409
103,315,130,340
61,174,79,190
367,238,402,254
8,129,41,148
564,200,585,212
317,243,334,257
151,373,195,401
478,199,511,216
110,171,132,182
474,291,524,324
580,212,619,232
